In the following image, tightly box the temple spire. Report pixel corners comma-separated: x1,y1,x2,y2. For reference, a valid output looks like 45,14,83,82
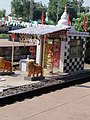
64,5,67,12
57,5,68,26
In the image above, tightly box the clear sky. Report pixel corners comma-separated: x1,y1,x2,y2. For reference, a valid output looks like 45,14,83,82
0,0,89,15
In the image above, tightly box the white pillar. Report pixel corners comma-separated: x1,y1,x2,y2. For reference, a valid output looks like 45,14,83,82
59,41,66,72
36,40,41,64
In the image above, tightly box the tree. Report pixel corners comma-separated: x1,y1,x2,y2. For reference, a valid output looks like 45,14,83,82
47,0,57,23
22,0,30,21
11,0,47,22
33,2,47,22
73,13,90,32
11,0,30,21
11,0,23,17
0,9,6,18
47,0,85,24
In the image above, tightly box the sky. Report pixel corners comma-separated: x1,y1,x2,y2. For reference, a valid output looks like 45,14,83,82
0,0,89,15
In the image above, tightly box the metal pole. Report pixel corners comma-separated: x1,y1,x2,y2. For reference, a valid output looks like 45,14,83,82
12,38,14,70
57,0,59,23
42,36,45,68
29,0,31,20
51,39,54,74
30,0,34,20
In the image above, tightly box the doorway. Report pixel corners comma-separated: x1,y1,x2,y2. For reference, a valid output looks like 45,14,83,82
43,39,61,74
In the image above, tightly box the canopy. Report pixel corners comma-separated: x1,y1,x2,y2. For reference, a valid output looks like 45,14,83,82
9,25,70,35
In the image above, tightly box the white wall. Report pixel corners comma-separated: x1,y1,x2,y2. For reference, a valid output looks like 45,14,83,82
36,40,41,64
59,41,66,72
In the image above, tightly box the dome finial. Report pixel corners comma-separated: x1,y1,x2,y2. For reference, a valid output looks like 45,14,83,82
64,5,67,12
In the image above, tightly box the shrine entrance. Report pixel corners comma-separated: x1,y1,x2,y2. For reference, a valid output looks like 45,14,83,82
44,39,61,73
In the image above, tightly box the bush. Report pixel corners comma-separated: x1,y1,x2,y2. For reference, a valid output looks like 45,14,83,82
0,34,9,39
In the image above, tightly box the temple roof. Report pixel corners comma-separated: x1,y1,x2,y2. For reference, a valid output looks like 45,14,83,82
9,25,70,35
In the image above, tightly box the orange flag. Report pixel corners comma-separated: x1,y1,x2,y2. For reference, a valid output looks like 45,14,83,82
41,11,44,25
83,16,86,31
68,12,70,26
11,33,16,40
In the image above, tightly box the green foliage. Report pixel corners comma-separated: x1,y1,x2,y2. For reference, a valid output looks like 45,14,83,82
0,34,9,39
33,2,47,21
10,0,90,25
47,0,57,23
47,0,85,24
0,9,6,18
73,13,90,32
45,19,55,25
11,0,47,22
86,14,90,32
11,0,29,21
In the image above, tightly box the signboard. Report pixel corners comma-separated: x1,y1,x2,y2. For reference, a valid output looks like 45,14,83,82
29,46,36,58
69,40,77,47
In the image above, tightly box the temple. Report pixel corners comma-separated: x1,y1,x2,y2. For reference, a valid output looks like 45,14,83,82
8,7,89,74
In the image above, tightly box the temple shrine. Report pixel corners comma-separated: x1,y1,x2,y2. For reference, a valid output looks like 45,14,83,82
9,7,89,74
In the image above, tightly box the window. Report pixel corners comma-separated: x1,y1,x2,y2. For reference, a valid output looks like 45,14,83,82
69,40,83,58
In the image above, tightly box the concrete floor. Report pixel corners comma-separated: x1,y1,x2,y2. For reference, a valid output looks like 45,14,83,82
0,81,90,120
0,64,90,92
0,71,39,92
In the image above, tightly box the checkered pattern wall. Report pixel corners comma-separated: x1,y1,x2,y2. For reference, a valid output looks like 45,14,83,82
63,36,86,73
